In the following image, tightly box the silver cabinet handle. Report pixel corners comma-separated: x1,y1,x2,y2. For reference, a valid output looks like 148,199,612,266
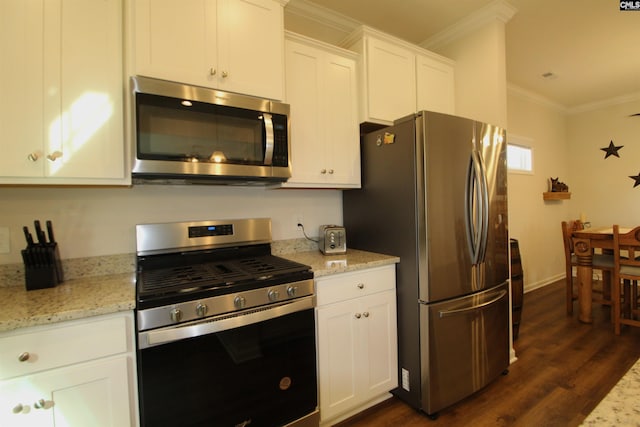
328,169,334,174
321,169,327,174
363,312,370,317
354,313,361,319
221,70,228,78
27,152,41,162
18,352,30,362
46,151,63,161
12,404,24,414
33,399,46,409
357,283,364,289
210,68,216,76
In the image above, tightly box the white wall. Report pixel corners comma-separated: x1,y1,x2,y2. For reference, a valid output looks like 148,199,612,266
434,20,509,128
0,186,343,264
567,98,640,227
506,88,570,290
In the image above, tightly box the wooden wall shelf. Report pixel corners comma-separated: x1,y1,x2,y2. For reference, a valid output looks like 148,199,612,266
543,192,571,200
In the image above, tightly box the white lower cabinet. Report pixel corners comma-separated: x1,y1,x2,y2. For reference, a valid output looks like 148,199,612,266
0,312,138,427
316,265,398,425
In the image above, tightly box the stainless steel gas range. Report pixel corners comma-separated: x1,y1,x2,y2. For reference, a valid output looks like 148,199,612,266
134,218,319,427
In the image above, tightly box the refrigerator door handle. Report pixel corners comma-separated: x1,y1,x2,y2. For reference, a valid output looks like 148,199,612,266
437,290,507,318
465,150,489,264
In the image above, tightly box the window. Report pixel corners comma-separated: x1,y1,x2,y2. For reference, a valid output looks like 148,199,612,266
507,135,533,173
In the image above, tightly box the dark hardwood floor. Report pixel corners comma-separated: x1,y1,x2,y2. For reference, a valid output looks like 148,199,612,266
336,279,640,427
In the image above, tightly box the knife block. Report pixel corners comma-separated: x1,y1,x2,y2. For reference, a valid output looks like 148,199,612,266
24,263,58,291
22,245,63,291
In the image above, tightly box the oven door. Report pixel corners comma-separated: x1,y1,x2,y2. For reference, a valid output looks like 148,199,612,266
136,299,318,427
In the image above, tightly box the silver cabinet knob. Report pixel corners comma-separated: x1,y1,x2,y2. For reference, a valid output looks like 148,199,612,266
12,404,24,414
221,70,228,78
27,151,41,162
286,286,298,297
169,308,182,323
268,289,280,302
18,352,30,362
357,283,364,289
195,303,208,317
46,151,63,161
363,312,370,318
328,169,334,174
355,313,361,319
33,399,46,409
210,68,216,76
234,296,246,309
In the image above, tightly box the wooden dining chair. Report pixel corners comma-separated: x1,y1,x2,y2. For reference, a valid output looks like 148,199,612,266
561,220,614,315
612,225,640,335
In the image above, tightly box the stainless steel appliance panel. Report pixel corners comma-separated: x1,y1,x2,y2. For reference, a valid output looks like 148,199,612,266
420,282,509,414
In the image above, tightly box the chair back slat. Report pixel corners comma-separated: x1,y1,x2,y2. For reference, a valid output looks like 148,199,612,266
613,225,640,273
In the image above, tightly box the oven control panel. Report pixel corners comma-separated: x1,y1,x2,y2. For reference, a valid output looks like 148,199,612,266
189,224,233,238
137,278,315,332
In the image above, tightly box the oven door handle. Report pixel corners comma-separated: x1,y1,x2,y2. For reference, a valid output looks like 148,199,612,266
139,296,315,349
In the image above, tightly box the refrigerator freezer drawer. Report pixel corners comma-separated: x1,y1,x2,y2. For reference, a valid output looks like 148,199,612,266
419,282,509,415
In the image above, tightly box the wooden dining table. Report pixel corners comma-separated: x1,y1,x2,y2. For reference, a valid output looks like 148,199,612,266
572,226,630,323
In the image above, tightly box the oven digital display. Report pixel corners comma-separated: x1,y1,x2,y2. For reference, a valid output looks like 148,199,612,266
188,224,234,238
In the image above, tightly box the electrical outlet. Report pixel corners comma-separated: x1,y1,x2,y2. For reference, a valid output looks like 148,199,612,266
294,214,304,232
0,227,10,254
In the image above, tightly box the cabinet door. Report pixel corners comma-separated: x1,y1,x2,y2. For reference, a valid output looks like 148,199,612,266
322,51,360,187
53,0,125,180
365,37,415,124
316,300,359,422
135,0,217,87
416,53,455,115
359,290,398,401
218,0,284,100
284,37,359,188
0,356,132,427
0,0,46,178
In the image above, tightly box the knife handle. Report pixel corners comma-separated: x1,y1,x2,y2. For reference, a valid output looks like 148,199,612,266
23,226,34,247
46,220,56,244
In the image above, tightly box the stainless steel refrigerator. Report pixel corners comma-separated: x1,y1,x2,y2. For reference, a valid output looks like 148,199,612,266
343,111,510,416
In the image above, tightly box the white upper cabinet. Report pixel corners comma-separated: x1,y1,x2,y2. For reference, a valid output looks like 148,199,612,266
0,0,127,185
283,32,360,188
344,26,455,125
135,0,287,101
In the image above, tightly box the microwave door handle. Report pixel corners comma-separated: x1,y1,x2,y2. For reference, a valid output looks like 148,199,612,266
263,113,274,165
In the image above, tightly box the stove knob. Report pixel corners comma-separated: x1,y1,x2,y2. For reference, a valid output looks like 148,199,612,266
268,289,280,302
234,296,246,309
195,303,208,317
287,286,298,297
170,308,182,323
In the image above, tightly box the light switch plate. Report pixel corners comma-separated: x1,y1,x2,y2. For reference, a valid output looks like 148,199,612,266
0,227,10,254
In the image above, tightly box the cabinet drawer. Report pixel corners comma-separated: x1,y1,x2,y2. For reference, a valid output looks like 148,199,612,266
316,265,395,306
0,314,130,380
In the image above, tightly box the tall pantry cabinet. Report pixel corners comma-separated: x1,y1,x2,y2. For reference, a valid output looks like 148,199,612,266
0,0,126,185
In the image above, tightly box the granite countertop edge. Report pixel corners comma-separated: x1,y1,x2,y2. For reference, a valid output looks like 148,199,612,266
0,247,398,333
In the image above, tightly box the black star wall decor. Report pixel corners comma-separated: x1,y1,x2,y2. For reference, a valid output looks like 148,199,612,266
630,173,640,188
600,140,623,158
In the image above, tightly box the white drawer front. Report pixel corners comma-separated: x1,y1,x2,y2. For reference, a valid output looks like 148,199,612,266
316,265,395,306
0,314,130,380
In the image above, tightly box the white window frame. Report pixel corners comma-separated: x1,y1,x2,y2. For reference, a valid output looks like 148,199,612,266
507,134,534,175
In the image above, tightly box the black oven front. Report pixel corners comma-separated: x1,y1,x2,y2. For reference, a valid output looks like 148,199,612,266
137,298,318,427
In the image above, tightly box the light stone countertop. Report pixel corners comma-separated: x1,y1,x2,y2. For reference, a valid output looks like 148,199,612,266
581,357,640,426
0,246,398,333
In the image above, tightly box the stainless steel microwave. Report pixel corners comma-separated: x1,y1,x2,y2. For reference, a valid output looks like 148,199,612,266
131,76,291,185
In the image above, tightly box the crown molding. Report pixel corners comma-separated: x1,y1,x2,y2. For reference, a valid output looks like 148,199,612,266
567,92,640,115
507,83,568,114
284,0,360,35
421,0,517,50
